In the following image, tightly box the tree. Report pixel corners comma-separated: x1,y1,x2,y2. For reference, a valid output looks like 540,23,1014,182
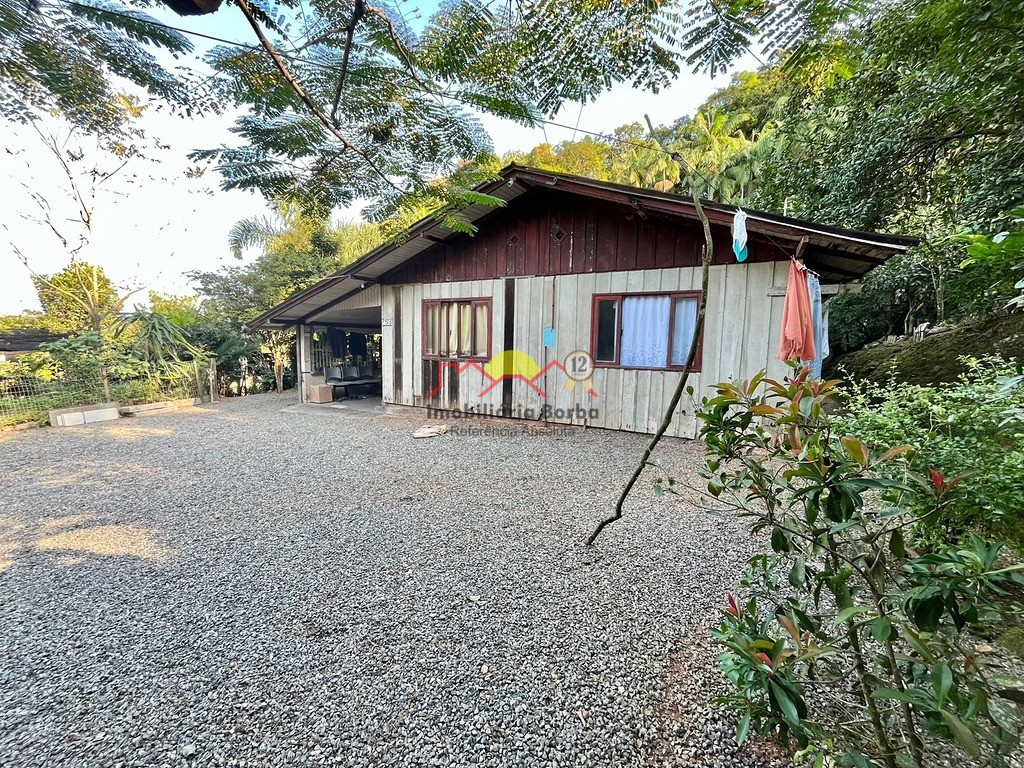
32,262,131,334
504,137,616,180
665,108,772,203
191,209,381,392
0,0,209,134
664,0,1024,343
148,292,203,327
228,204,384,264
4,0,839,214
28,261,136,400
3,0,873,222
117,308,204,369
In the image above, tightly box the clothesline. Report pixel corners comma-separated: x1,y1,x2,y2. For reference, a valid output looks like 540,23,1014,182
733,208,821,278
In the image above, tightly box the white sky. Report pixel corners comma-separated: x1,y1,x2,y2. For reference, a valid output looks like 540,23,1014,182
0,4,755,314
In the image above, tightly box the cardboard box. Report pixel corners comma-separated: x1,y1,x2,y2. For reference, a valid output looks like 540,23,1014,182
307,384,334,404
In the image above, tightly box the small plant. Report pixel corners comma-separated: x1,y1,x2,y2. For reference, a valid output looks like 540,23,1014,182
699,370,1024,767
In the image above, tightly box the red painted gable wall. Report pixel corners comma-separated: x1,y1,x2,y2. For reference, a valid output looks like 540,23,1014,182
381,190,772,285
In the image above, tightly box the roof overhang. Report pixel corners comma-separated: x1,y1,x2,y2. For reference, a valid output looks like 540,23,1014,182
249,164,918,330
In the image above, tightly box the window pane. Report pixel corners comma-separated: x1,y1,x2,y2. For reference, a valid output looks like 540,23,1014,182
620,295,670,367
473,303,488,357
458,302,473,355
425,304,438,355
595,299,618,362
670,297,699,366
438,303,452,356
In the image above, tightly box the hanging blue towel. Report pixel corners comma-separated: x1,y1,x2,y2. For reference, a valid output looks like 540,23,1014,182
806,273,826,379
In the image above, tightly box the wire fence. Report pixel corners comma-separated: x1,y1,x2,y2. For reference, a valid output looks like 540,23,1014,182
0,378,105,427
0,361,215,428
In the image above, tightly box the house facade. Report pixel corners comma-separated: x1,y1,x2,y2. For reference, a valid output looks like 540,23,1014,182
251,166,915,438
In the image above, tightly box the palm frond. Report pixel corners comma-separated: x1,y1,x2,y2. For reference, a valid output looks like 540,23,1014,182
228,215,287,259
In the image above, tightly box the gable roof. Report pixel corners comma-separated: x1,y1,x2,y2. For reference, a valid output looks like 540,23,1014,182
0,328,65,352
250,164,918,329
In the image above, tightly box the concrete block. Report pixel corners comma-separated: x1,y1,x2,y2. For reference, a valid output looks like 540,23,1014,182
83,406,119,423
52,411,85,427
49,402,121,427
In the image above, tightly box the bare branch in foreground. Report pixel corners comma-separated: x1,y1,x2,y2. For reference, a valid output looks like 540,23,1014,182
586,117,716,546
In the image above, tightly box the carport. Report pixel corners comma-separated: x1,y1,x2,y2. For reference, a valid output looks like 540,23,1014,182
249,280,382,404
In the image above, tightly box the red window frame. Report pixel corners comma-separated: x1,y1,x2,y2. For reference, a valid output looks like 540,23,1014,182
422,298,493,361
590,291,704,371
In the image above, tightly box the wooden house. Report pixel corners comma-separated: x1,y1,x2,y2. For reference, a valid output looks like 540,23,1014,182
250,165,915,437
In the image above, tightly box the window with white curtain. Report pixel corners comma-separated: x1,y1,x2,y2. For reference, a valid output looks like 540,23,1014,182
422,299,491,359
592,292,702,370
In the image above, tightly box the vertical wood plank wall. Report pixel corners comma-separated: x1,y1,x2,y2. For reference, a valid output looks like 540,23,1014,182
379,262,794,439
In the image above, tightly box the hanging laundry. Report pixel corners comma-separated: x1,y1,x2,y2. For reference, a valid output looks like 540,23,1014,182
807,273,824,379
326,327,346,359
732,209,749,262
820,305,831,360
348,332,368,358
777,260,816,363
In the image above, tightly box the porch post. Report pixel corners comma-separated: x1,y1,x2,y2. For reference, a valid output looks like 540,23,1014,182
297,324,311,403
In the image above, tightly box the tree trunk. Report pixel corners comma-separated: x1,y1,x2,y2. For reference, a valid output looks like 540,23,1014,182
274,356,284,393
100,365,111,402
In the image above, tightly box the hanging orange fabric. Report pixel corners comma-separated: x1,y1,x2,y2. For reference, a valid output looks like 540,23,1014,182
777,260,817,362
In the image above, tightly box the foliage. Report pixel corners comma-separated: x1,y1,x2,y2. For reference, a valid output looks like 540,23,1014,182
952,208,1024,316
699,370,1024,767
837,358,1024,548
680,0,867,76
39,331,109,384
503,137,617,181
0,0,206,134
0,309,220,427
194,0,688,218
503,109,773,204
228,204,385,263
667,109,774,203
116,309,204,368
32,261,128,333
719,0,1024,341
748,0,1024,232
0,312,47,332
190,206,381,392
147,292,202,326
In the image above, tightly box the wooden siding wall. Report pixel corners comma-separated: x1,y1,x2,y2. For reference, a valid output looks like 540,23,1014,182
381,263,792,438
307,283,381,321
383,192,774,285
381,280,509,416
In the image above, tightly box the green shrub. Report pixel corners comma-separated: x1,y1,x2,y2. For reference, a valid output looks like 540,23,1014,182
110,379,161,406
837,357,1024,547
698,371,1024,767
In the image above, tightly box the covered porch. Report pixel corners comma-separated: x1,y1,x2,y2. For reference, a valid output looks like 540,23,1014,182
250,281,384,405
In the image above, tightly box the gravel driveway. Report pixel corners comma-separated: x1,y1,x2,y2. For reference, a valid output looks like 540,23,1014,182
0,393,779,768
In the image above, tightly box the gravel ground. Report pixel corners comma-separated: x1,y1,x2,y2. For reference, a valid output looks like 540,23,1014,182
0,393,782,768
